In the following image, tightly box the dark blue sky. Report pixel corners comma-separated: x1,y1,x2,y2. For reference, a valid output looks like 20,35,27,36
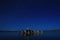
0,0,60,30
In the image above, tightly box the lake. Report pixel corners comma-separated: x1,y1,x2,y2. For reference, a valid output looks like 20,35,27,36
0,31,60,40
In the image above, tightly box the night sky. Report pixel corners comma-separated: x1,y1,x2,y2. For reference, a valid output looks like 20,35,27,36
0,0,60,30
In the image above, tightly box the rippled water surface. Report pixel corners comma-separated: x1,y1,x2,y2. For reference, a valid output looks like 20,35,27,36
0,32,60,40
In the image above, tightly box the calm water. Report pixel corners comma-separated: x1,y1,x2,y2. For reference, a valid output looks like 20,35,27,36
0,32,60,40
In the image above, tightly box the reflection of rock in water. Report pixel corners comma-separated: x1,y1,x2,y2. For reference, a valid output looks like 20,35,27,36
21,30,34,36
20,29,43,37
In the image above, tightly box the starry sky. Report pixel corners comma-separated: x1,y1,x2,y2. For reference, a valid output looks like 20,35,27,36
0,0,60,30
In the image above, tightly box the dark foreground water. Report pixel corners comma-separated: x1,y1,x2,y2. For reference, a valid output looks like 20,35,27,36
0,32,60,40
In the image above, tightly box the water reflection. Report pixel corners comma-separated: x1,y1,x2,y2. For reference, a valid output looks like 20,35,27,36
0,32,60,40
